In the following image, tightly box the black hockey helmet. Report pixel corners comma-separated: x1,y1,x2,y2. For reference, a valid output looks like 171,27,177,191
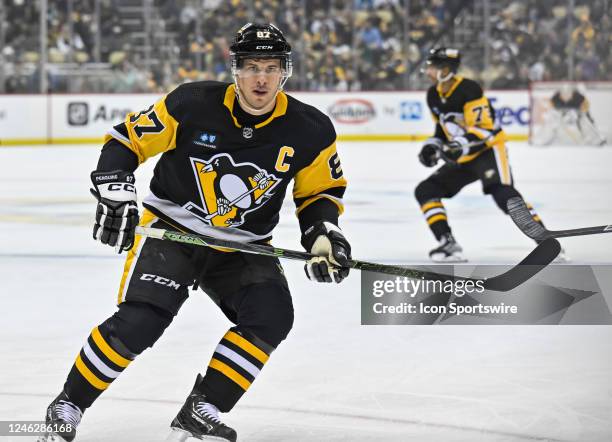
230,23,292,76
425,47,461,73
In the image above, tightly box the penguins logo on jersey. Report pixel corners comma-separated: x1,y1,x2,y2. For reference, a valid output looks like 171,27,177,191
184,153,281,227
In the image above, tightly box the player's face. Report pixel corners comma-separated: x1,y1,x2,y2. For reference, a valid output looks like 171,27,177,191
425,65,440,84
236,58,283,114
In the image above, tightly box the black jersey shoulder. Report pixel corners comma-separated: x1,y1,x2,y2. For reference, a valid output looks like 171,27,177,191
455,77,484,102
164,81,230,120
426,77,484,106
285,93,337,150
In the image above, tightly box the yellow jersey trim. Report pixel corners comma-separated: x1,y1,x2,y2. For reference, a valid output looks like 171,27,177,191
222,84,288,129
437,76,464,99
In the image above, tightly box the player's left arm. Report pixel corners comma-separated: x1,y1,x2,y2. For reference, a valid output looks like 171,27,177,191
462,94,502,148
442,90,504,161
294,130,351,283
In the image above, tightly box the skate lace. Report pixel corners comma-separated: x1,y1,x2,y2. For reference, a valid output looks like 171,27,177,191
195,401,222,424
55,400,82,428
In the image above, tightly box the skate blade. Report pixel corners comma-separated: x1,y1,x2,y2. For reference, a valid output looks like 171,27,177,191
166,428,235,442
37,433,68,442
430,253,467,263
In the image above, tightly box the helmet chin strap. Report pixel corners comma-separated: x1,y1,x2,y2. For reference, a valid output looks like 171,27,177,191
436,69,455,83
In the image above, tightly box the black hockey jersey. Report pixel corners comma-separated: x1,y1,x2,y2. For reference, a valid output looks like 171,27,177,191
551,91,587,111
426,76,506,163
101,81,347,243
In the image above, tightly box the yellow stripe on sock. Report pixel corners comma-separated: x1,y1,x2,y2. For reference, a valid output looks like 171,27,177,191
427,214,448,225
91,327,131,368
533,215,541,222
421,201,443,212
75,355,109,390
223,331,269,364
209,358,251,391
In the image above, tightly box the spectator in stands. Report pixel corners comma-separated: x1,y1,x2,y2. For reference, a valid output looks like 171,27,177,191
177,58,200,83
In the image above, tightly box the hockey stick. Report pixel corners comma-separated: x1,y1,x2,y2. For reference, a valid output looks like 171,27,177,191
135,226,560,292
205,186,259,221
507,197,612,240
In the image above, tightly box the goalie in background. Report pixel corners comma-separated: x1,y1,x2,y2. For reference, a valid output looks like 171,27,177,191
544,84,606,146
414,48,568,263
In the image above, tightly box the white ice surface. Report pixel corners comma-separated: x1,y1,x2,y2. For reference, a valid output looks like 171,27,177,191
0,143,611,441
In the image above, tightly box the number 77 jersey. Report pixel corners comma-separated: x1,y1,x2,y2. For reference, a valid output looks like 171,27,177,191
103,81,347,243
427,76,506,163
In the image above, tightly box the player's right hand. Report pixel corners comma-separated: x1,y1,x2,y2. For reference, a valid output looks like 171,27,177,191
301,221,352,283
418,138,442,167
90,170,139,253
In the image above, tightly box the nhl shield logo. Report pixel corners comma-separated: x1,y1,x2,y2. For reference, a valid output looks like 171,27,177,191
242,127,253,139
184,153,281,227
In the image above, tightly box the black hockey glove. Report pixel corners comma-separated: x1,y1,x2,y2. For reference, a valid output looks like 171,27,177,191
443,136,470,162
418,138,442,167
301,221,352,283
90,170,139,253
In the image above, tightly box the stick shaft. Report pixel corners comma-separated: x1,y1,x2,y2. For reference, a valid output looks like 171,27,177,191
135,226,559,292
507,197,612,240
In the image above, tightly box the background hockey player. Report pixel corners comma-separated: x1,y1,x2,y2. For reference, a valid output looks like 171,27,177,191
414,48,565,262
39,23,351,442
546,84,607,146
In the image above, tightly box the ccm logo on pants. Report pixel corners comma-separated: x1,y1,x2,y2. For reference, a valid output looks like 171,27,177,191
140,274,181,290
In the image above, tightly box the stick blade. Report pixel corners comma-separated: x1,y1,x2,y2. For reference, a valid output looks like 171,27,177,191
507,197,550,241
484,238,561,291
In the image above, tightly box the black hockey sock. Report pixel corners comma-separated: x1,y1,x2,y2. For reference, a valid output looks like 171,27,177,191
198,327,274,413
63,324,135,411
420,199,452,240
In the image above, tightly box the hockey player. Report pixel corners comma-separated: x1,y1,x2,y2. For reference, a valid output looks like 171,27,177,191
414,47,563,262
39,23,350,442
547,84,606,146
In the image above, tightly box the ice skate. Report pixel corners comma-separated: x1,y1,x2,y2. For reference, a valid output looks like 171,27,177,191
429,233,467,263
166,375,237,442
552,247,570,263
37,392,82,442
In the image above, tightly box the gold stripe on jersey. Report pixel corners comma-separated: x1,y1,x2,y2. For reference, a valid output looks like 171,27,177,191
209,358,251,391
293,143,347,215
117,209,158,304
492,142,512,185
295,194,339,215
91,326,132,368
109,96,180,164
223,84,288,129
75,354,110,390
437,76,464,99
223,330,270,364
